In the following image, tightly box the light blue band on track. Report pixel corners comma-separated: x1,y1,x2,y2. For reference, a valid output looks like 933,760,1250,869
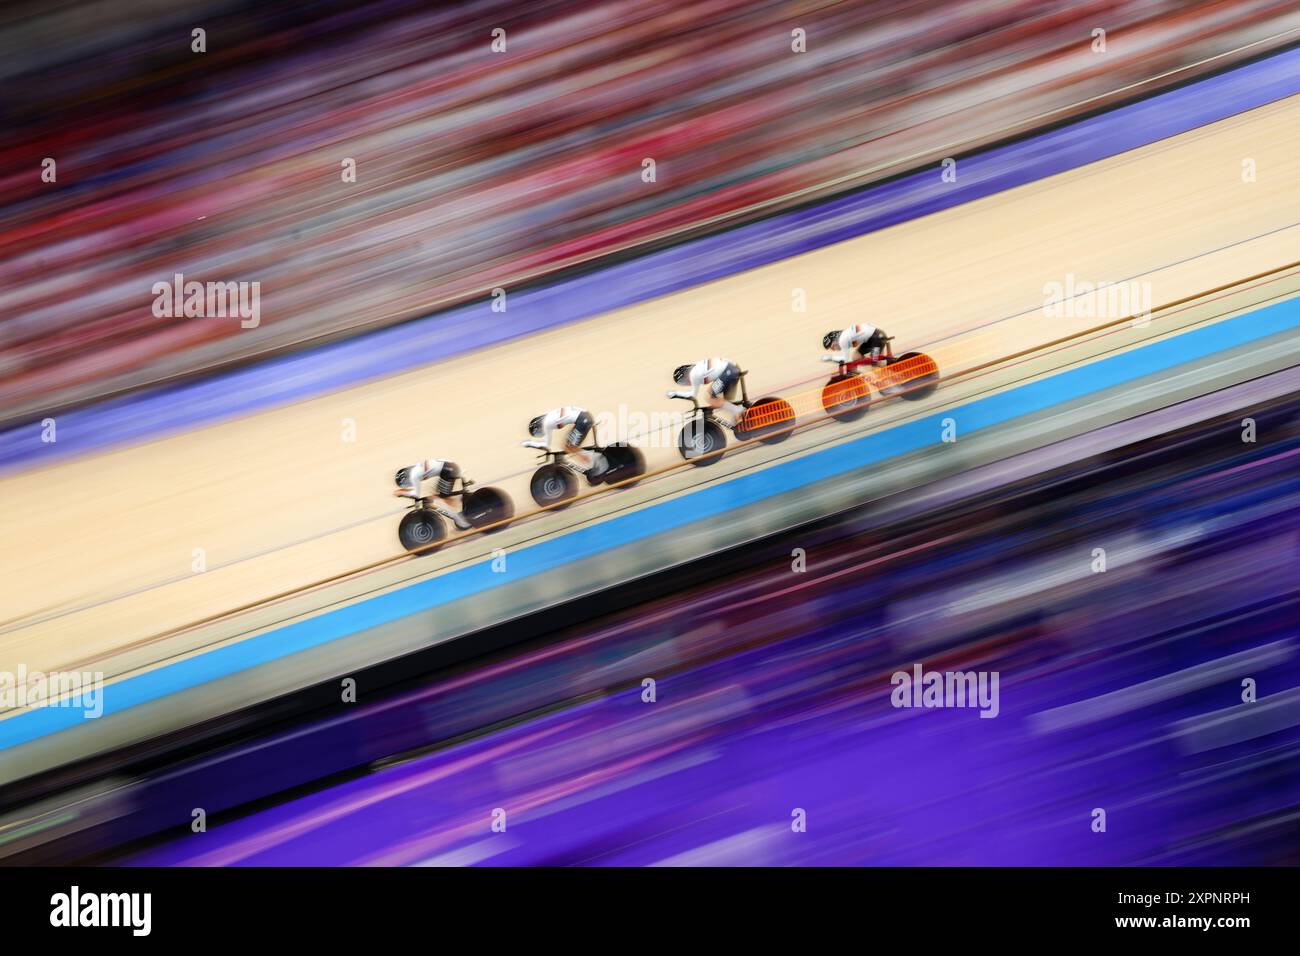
2,296,1297,751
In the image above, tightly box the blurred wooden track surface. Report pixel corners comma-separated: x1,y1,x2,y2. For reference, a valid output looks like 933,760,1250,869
2,95,1300,679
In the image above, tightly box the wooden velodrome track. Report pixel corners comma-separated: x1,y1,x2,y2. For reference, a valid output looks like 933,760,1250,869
3,94,1300,687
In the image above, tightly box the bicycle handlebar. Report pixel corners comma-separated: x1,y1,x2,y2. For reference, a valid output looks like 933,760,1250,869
532,444,601,462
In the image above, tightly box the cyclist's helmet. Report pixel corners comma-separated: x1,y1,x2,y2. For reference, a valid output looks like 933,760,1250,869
528,415,546,438
673,364,694,386
823,330,842,351
394,466,411,487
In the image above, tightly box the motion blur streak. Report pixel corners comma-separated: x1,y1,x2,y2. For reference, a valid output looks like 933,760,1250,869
122,379,1300,866
3,1,1300,872
2,0,1296,415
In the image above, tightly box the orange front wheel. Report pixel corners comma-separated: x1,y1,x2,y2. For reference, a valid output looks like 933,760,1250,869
877,351,940,400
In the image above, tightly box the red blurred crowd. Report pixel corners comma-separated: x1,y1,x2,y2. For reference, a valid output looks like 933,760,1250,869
1,0,1294,418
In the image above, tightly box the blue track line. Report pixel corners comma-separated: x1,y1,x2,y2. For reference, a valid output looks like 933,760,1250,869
3,297,1298,750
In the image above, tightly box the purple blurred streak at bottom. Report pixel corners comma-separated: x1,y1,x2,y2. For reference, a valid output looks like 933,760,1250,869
127,616,1299,867
124,385,1300,867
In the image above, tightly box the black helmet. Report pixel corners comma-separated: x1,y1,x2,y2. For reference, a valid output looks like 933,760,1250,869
394,466,411,487
673,363,693,386
528,415,546,438
823,330,841,350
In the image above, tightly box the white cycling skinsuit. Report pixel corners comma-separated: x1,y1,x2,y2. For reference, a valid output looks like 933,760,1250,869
394,458,472,529
668,358,745,421
523,406,608,477
824,324,889,365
